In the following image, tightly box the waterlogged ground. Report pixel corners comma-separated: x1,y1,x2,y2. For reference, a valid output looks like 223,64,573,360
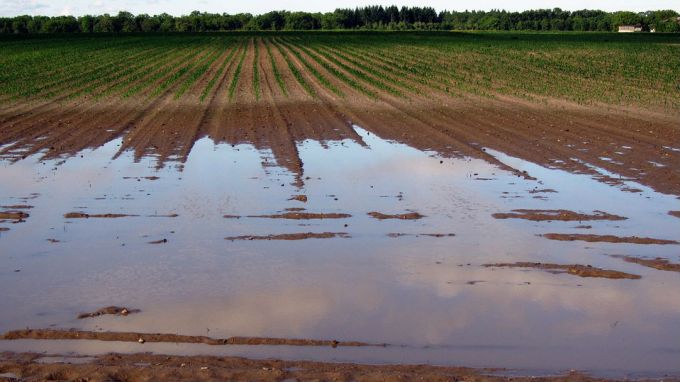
1,127,680,378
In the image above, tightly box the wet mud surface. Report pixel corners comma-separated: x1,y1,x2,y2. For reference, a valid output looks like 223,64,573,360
541,233,679,245
2,330,371,347
610,255,680,273
367,211,425,220
64,212,137,219
492,209,626,222
225,232,350,241
483,262,641,280
1,89,680,377
0,352,605,382
246,212,352,219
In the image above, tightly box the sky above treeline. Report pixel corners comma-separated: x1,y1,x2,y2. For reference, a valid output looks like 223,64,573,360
2,0,678,17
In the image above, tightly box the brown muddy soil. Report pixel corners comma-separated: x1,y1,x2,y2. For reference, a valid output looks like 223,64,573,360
0,211,29,220
77,306,140,320
0,352,605,382
1,330,372,347
247,212,352,219
289,194,308,202
669,211,680,218
2,40,678,195
0,205,33,210
368,212,425,220
541,233,679,245
483,262,641,279
610,255,680,272
492,209,626,222
225,232,350,241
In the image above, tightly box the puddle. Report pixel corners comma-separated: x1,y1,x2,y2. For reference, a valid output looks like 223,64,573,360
1,127,679,378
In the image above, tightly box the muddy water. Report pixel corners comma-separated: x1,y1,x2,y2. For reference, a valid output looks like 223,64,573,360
1,127,679,377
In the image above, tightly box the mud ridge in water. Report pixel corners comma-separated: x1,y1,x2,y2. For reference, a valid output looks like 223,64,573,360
0,352,598,382
77,306,140,320
64,212,138,219
483,262,641,279
0,205,33,210
669,211,680,218
541,233,679,245
492,209,626,222
0,211,29,220
1,330,375,347
528,188,557,194
368,211,425,220
64,212,178,219
2,95,678,195
610,255,680,272
225,232,350,241
246,212,351,220
288,195,308,202
387,233,455,238
122,176,160,181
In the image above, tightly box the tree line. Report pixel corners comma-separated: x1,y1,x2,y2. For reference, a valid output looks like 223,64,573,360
2,7,679,34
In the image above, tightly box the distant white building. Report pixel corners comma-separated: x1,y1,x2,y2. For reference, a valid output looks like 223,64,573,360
618,24,643,32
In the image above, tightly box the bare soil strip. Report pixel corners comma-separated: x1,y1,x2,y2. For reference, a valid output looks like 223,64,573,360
368,212,425,220
77,306,140,320
1,330,373,347
0,352,601,382
610,255,680,272
483,262,641,279
669,211,680,218
541,233,679,245
225,232,350,241
492,209,626,222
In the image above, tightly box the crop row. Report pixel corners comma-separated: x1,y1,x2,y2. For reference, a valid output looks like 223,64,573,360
0,33,678,111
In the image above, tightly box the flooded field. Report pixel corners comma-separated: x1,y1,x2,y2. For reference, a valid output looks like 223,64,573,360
1,125,679,378
1,32,680,380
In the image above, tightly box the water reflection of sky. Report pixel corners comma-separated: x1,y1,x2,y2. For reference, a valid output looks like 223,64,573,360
1,127,679,376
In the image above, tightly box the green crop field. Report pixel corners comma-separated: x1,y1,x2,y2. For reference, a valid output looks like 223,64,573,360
1,32,679,111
